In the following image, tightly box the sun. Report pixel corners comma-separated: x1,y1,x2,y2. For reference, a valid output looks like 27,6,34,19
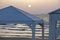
28,5,31,8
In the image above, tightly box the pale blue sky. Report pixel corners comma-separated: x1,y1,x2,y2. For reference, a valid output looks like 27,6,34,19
0,0,60,14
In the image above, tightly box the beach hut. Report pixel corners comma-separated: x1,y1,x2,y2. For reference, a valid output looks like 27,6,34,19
49,9,60,40
0,6,44,40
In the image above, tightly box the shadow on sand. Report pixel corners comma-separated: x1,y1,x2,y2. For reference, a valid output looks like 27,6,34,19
0,37,60,40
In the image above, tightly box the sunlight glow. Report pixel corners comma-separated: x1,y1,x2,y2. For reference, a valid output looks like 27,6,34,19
28,5,31,7
0,0,59,14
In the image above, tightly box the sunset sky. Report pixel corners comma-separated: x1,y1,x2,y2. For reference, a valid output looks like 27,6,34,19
0,0,60,14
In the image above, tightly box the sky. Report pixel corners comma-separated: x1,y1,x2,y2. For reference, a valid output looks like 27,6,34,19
0,0,60,14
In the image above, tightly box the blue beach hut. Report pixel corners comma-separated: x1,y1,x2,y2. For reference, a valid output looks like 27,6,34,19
0,6,44,40
49,9,60,40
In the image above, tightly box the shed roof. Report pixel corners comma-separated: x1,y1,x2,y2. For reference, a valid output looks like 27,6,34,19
0,6,43,24
49,9,60,14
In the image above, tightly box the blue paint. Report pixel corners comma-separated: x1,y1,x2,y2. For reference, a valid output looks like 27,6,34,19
0,6,44,40
49,9,60,40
